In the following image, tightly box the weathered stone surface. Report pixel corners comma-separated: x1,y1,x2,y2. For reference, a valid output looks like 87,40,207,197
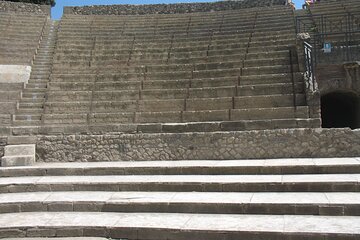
35,128,360,162
64,0,286,15
0,65,31,84
0,1,50,14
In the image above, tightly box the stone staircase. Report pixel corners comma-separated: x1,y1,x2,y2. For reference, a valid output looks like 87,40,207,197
0,158,359,238
13,20,58,127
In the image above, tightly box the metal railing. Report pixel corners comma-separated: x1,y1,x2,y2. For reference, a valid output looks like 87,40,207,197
304,41,316,91
296,11,360,35
297,11,360,65
313,31,360,64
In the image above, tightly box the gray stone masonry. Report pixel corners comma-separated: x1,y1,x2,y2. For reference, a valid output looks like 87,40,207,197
36,128,360,162
64,0,286,15
0,1,50,15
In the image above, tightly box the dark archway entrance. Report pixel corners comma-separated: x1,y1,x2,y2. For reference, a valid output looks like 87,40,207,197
321,92,360,129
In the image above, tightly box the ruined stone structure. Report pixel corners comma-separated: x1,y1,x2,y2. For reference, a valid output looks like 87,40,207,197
0,0,359,239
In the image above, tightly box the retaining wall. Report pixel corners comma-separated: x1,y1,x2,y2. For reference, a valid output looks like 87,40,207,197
36,128,360,162
64,0,286,15
0,1,50,14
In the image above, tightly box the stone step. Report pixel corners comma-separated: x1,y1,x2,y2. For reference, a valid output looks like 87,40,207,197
2,158,359,177
19,98,44,104
9,118,321,135
0,191,359,216
14,114,42,121
19,103,43,109
0,172,356,193
47,83,303,102
3,238,106,240
12,120,42,126
16,109,43,115
0,212,358,239
44,94,305,113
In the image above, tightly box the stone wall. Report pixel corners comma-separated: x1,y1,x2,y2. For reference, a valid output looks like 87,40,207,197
316,63,360,96
64,0,286,15
36,128,360,162
0,0,50,14
0,136,8,158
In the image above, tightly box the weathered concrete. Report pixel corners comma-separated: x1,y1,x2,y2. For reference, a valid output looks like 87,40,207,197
0,65,31,84
35,128,360,162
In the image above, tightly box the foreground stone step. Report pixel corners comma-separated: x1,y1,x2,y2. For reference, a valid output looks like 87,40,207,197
3,238,107,240
0,212,359,239
0,191,359,216
1,158,359,177
1,173,359,193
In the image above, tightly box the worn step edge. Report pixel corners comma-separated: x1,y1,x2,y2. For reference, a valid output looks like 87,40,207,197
1,158,360,177
0,191,359,216
0,212,359,239
0,174,359,193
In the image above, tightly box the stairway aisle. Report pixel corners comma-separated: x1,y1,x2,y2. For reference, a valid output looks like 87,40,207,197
13,20,58,127
0,158,359,239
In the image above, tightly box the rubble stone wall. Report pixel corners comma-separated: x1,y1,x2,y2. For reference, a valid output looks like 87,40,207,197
64,0,286,15
36,128,360,162
0,1,50,14
0,136,8,158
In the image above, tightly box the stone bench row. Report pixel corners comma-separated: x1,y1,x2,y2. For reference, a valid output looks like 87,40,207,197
56,26,293,39
54,32,292,46
46,83,303,102
53,42,294,61
52,46,294,66
57,17,291,32
10,118,320,136
47,73,301,91
49,65,296,82
60,10,291,25
51,59,295,75
54,30,294,45
41,106,309,125
43,94,305,114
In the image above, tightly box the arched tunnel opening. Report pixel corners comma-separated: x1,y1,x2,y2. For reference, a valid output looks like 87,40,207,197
321,92,360,129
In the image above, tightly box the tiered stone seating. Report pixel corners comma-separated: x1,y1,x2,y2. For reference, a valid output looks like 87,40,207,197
0,12,48,65
42,5,319,132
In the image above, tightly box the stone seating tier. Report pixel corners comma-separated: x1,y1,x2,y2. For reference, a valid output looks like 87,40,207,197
0,12,48,65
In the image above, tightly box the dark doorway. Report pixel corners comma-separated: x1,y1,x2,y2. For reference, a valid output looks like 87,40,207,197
321,92,360,129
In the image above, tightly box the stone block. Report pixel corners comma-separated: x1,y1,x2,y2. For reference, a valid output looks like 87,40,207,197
4,144,35,156
183,110,229,122
186,97,233,111
1,155,35,167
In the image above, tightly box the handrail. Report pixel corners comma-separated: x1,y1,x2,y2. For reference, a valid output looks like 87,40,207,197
304,41,316,92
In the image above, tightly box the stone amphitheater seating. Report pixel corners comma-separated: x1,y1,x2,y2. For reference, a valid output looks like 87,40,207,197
0,12,47,65
0,11,49,132
0,1,359,239
41,5,319,132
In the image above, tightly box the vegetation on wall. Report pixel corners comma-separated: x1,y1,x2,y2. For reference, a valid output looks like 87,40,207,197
0,0,55,7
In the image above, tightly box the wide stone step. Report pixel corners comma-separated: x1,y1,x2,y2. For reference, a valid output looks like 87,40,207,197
0,212,358,239
0,191,359,216
14,114,42,121
0,173,357,193
2,158,359,177
12,120,42,126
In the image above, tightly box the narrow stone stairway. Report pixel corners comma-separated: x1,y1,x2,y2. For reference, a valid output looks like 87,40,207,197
13,20,58,127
